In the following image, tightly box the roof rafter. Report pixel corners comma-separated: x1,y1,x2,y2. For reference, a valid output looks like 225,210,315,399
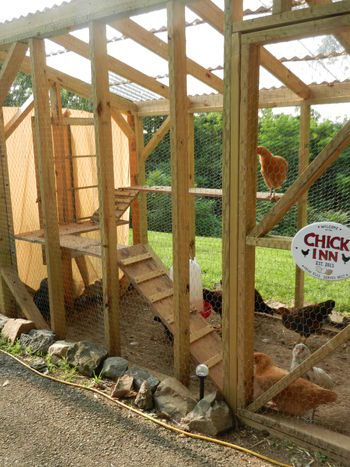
188,0,311,99
0,41,28,106
0,51,137,113
109,17,224,94
51,34,169,99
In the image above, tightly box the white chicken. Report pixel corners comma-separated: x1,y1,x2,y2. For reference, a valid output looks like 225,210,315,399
290,343,335,390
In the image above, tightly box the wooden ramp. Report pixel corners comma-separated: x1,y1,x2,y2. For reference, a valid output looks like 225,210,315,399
90,187,139,224
117,243,224,391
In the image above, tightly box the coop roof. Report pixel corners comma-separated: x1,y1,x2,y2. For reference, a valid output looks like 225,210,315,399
0,0,349,113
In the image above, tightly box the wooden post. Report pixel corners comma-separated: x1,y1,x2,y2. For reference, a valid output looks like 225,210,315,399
168,0,191,386
30,38,66,338
135,115,148,245
272,0,293,14
188,114,196,258
127,113,141,245
0,109,17,316
295,103,310,307
90,20,120,355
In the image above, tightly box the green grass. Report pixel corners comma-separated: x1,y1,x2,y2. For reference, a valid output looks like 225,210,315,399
130,230,350,313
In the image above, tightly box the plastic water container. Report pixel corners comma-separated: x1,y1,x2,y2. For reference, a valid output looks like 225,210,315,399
169,258,204,312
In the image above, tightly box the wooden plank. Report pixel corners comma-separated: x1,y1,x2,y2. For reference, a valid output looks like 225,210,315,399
238,410,350,465
168,0,191,386
233,0,350,34
52,34,169,99
188,114,196,258
4,95,34,139
149,288,174,303
0,108,17,316
204,352,222,369
1,267,49,329
111,17,224,94
0,42,28,106
251,119,350,238
52,117,94,126
187,0,310,99
190,326,214,344
295,103,310,308
0,0,171,46
248,324,350,413
134,269,165,284
30,38,66,338
135,116,148,244
111,110,135,140
90,20,120,355
141,116,171,161
246,235,292,250
0,51,136,113
119,252,152,266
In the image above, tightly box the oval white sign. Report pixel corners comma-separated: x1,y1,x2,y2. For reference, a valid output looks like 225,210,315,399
291,222,350,281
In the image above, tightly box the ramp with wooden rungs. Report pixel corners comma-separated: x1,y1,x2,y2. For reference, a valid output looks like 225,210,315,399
117,243,224,391
90,188,139,224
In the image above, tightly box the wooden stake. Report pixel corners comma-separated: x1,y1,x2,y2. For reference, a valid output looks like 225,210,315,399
168,1,191,386
30,38,66,338
90,20,120,355
294,103,310,307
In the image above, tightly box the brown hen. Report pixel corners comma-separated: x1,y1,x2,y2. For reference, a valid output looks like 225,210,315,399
257,146,288,200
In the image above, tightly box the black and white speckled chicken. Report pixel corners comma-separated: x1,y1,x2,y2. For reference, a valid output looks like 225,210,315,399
33,278,50,323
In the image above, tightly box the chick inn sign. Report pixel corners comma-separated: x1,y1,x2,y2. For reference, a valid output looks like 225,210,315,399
291,222,350,281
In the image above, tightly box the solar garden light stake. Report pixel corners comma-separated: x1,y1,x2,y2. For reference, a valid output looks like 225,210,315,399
196,363,209,400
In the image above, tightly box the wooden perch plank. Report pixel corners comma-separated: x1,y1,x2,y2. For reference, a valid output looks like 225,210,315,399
142,116,171,161
52,34,169,98
1,267,49,330
251,119,350,238
110,17,224,94
0,50,136,113
248,325,350,413
0,41,28,106
4,95,34,139
188,0,310,99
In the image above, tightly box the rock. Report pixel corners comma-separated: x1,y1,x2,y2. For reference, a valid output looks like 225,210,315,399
101,357,128,380
135,380,153,410
20,329,56,354
126,367,160,393
111,375,135,399
66,340,108,377
1,319,35,344
153,377,197,421
0,314,9,331
48,340,75,362
182,391,233,436
30,357,49,374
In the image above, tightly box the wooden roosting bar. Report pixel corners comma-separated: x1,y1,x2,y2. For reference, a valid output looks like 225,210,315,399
0,0,349,462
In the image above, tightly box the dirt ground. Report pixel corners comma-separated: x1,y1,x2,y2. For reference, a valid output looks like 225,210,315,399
63,286,349,465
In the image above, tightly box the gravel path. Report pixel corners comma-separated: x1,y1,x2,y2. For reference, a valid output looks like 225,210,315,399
0,353,273,467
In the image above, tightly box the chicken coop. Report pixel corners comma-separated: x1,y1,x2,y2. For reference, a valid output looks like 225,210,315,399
0,0,349,462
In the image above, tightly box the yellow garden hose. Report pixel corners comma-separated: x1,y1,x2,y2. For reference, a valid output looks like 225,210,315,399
0,349,291,467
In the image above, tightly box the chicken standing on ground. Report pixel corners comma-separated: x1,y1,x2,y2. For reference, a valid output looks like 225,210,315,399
257,146,288,200
254,352,337,417
277,300,335,341
290,343,335,390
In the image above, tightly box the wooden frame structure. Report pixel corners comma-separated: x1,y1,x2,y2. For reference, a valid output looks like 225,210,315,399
0,0,349,460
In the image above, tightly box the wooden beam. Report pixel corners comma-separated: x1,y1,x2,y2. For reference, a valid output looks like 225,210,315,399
51,34,169,99
127,113,140,245
135,117,148,244
187,0,310,99
168,1,191,386
251,119,350,238
0,108,17,316
111,109,135,140
141,116,171,161
1,267,49,329
272,0,292,14
30,38,66,338
294,103,310,308
0,51,136,113
248,324,350,413
4,95,34,139
0,41,28,106
188,114,195,258
90,20,120,355
246,235,292,250
0,0,171,46
110,17,224,94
